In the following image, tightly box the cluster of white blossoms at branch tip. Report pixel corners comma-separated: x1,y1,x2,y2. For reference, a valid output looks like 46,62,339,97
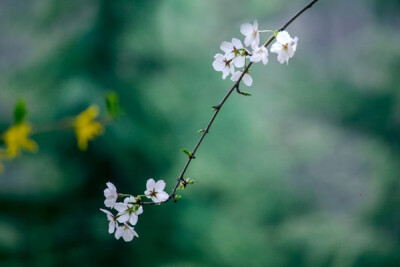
212,20,298,87
100,179,168,242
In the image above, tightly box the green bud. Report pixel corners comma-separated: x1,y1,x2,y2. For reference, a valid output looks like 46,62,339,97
105,91,123,119
181,148,193,158
174,194,182,202
197,129,205,133
13,99,27,124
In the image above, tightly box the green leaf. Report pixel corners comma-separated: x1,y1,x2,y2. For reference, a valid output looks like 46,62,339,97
14,99,27,123
105,91,123,119
243,92,252,96
188,179,199,185
181,148,193,158
174,194,182,202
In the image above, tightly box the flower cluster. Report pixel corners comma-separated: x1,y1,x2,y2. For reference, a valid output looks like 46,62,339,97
100,179,169,242
0,96,118,173
212,20,298,86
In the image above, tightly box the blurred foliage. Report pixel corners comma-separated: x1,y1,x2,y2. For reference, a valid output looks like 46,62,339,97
0,0,399,266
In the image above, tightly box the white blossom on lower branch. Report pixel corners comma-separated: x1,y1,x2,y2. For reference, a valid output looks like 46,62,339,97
114,196,143,225
212,53,235,79
104,182,118,208
101,179,169,241
145,178,169,203
115,223,139,242
220,38,246,68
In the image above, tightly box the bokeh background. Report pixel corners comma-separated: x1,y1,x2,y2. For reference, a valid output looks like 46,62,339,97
0,0,399,266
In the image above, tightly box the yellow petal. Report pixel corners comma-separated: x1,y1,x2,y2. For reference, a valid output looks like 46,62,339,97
74,105,104,151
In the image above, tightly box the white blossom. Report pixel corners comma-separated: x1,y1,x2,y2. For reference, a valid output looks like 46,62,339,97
104,182,118,208
212,53,234,79
114,196,143,225
231,70,253,87
145,178,169,203
220,38,246,68
270,31,298,65
115,223,139,242
250,46,269,65
240,20,260,48
100,208,117,234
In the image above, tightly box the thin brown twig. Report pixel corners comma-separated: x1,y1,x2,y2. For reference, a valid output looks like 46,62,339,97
139,0,319,206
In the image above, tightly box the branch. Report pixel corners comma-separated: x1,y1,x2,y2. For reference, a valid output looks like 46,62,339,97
140,0,319,206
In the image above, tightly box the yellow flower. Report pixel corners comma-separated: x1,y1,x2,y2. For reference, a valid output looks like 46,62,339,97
2,122,38,158
74,105,104,151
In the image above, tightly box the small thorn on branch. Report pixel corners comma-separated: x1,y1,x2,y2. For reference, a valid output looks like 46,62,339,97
212,104,221,111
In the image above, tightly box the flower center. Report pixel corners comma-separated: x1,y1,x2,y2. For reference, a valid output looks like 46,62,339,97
223,59,231,67
282,43,288,51
150,189,158,198
232,46,240,57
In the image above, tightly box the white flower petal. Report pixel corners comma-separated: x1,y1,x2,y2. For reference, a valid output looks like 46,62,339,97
154,180,166,191
291,37,298,51
262,54,268,65
113,202,127,212
144,189,151,197
129,214,138,225
115,226,123,240
108,220,115,234
156,191,169,202
277,51,289,64
250,53,262,63
243,74,253,86
276,31,291,44
230,71,241,82
253,20,258,31
220,41,233,53
270,42,281,53
119,224,138,242
123,229,134,242
231,38,243,49
146,179,156,190
222,68,231,79
135,206,143,216
233,56,245,68
244,35,253,47
104,198,116,208
212,58,225,71
252,34,260,49
117,212,130,223
124,196,136,204
240,23,253,35
106,182,116,192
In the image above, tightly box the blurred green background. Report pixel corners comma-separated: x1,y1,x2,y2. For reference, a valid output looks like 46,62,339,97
0,0,399,266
